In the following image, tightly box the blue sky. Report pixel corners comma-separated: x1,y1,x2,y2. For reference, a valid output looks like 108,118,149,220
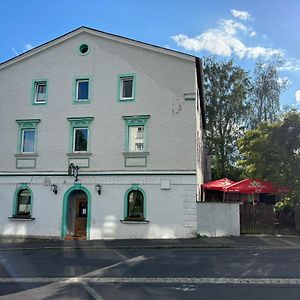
1,0,300,107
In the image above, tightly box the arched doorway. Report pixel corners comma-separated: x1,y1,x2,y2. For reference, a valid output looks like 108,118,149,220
61,184,91,240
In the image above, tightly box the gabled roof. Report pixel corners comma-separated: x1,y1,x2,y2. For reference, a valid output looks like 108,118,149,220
0,26,196,70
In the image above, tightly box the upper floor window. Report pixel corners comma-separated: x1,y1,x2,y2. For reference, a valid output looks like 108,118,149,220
73,77,91,104
129,126,144,152
73,127,88,152
32,80,48,105
16,119,40,154
117,74,136,102
77,79,89,101
123,115,149,152
21,129,36,153
78,43,89,55
68,117,94,154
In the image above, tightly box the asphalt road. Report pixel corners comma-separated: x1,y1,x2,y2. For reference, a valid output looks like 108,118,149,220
1,247,300,299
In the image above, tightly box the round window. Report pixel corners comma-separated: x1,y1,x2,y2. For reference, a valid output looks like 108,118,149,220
79,44,89,55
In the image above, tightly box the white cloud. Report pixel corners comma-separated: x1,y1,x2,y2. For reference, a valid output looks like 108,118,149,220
172,18,284,59
250,31,257,38
231,9,252,20
10,44,34,57
222,19,248,35
24,44,34,51
278,76,291,86
11,47,19,56
280,58,300,72
295,90,300,104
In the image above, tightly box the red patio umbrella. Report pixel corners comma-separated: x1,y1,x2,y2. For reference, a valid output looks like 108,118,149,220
202,178,236,192
225,178,279,194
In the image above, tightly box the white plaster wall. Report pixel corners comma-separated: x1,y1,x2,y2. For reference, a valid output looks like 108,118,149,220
197,202,240,237
0,32,196,173
0,175,197,239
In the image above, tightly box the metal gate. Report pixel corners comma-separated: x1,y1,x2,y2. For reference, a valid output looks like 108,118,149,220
240,204,275,234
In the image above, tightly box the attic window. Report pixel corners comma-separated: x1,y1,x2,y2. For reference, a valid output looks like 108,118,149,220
79,44,89,55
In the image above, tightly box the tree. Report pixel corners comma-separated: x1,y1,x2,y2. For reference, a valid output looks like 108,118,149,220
249,55,288,128
203,57,250,180
238,109,300,203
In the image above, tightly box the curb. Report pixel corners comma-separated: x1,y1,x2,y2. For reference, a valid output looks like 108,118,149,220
1,244,300,252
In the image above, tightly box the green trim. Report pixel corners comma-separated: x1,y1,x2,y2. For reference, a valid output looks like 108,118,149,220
13,184,33,217
67,117,94,153
123,115,150,152
31,79,48,105
61,183,91,240
117,73,136,102
123,184,147,220
16,119,40,154
72,76,91,104
78,43,90,56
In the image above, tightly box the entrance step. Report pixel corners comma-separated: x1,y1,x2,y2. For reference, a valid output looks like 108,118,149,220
65,235,86,241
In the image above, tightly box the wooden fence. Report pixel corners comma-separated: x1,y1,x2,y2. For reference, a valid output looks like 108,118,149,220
240,204,275,234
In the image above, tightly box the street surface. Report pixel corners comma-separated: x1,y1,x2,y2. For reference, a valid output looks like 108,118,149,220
1,244,300,299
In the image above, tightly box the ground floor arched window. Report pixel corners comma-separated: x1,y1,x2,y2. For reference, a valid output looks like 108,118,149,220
125,186,146,221
13,186,32,218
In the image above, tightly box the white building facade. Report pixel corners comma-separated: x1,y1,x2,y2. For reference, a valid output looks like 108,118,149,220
0,27,206,240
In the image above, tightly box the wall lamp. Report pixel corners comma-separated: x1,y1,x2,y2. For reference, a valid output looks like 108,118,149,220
95,184,102,195
51,184,58,195
68,163,79,182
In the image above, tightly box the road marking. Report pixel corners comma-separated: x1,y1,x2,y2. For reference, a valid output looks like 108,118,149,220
82,282,104,300
0,277,300,285
0,255,148,299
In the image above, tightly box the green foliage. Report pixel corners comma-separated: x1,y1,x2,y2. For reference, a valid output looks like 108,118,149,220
196,233,208,239
249,55,288,128
238,109,300,204
203,56,251,179
275,197,294,215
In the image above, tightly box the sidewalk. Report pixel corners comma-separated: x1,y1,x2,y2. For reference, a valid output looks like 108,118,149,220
1,234,300,251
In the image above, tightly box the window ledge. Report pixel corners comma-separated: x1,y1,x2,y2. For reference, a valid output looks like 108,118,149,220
123,152,149,157
120,219,149,224
32,101,47,105
67,152,92,157
73,100,91,105
9,217,35,221
15,153,38,158
119,98,135,102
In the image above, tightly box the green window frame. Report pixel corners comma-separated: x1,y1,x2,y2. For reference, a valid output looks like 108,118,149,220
117,73,136,102
123,115,149,152
31,79,48,105
12,184,34,219
123,185,146,221
78,43,90,56
73,77,91,104
68,117,94,153
16,119,40,154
